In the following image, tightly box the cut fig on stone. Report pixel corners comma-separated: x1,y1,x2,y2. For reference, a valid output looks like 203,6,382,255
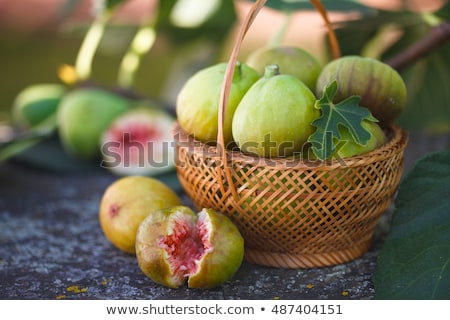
100,106,175,176
135,206,244,289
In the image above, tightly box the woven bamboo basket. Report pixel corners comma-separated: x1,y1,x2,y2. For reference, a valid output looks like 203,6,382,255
173,0,409,268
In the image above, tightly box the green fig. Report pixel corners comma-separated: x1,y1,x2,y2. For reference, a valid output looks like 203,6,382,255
12,83,67,132
232,65,320,158
246,46,322,90
135,206,244,289
315,55,407,124
335,120,386,158
57,88,130,159
176,62,259,145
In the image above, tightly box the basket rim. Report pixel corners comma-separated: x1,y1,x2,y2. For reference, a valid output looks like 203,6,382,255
173,122,408,171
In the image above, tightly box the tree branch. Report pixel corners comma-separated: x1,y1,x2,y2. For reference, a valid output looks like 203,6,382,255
386,21,450,71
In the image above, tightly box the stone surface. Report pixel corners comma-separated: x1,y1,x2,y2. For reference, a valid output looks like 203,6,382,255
0,131,449,300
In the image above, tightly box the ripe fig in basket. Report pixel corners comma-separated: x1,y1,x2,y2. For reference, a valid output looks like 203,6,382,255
305,119,387,160
334,120,386,158
176,62,259,145
232,64,319,158
246,46,322,91
315,55,407,124
99,176,183,254
135,206,244,289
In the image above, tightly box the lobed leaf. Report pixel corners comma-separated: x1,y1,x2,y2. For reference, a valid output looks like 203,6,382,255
307,80,378,160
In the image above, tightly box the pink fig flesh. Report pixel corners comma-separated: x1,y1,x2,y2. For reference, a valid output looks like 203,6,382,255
135,206,244,289
100,107,175,176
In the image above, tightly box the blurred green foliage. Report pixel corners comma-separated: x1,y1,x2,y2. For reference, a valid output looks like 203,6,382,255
1,0,449,133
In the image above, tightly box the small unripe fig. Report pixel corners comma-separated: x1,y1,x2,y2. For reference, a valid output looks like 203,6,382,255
99,176,182,254
135,206,244,289
232,64,319,157
176,62,259,145
57,88,130,159
246,46,322,90
334,120,386,158
316,55,407,124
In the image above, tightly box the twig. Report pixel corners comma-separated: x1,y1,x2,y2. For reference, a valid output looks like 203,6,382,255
386,21,450,71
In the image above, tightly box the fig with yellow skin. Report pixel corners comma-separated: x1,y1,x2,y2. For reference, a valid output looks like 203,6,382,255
98,176,182,254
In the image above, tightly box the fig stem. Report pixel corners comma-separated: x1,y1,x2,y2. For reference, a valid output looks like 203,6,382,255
386,21,450,71
264,64,281,78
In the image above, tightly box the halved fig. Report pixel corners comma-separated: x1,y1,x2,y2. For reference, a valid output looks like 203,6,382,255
135,206,244,289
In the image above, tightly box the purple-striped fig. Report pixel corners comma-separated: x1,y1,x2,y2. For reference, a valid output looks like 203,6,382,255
315,56,407,124
135,206,244,289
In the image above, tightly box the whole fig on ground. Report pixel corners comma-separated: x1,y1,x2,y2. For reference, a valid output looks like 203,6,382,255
232,64,319,158
100,105,175,176
135,206,244,289
176,62,259,145
99,176,182,254
57,88,130,159
246,46,322,90
315,55,407,124
12,83,67,131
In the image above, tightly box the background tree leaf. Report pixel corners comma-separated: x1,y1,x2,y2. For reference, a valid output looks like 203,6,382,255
251,0,374,14
155,0,236,45
397,44,450,132
332,5,450,132
373,150,450,299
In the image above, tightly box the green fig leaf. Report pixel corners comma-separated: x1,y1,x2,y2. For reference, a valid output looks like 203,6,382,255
0,131,48,163
373,151,450,299
308,80,378,160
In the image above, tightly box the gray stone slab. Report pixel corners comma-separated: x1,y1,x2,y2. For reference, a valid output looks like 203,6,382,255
0,131,448,299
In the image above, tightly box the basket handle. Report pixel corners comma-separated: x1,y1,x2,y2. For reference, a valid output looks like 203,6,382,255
216,0,340,201
216,0,267,200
